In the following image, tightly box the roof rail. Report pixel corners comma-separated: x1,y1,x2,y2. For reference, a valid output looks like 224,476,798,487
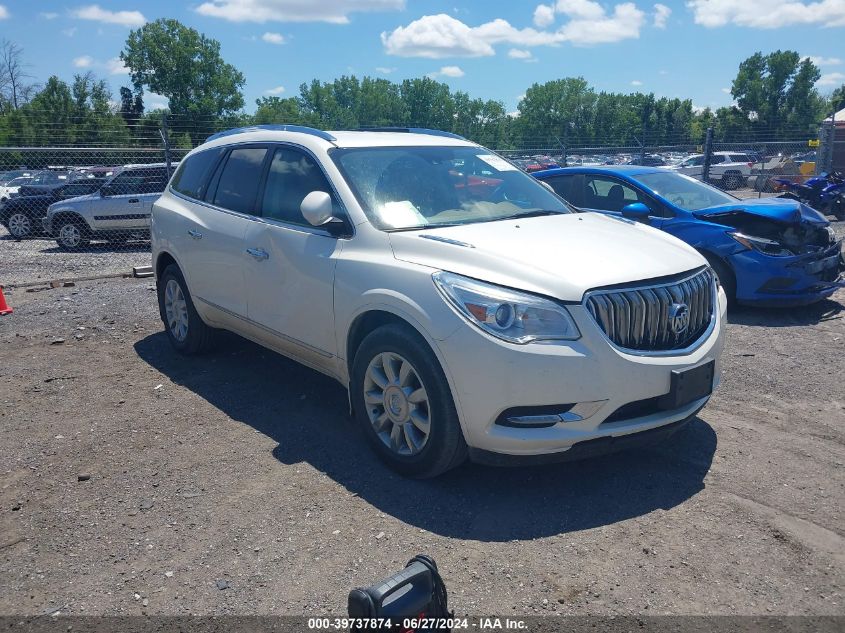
352,127,467,141
205,124,337,143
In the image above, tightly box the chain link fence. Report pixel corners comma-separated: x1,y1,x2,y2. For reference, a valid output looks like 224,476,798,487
1,123,842,288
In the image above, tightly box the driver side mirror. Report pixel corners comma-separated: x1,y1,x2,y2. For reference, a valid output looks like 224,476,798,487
621,202,651,221
99,185,113,197
301,191,344,231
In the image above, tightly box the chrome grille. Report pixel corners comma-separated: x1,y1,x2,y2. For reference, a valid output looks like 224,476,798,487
584,268,716,353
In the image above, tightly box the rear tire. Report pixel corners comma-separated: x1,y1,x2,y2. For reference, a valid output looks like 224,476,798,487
351,323,467,478
722,173,743,190
157,264,215,355
7,213,33,239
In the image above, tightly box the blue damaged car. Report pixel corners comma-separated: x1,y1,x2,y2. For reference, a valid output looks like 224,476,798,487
533,166,844,307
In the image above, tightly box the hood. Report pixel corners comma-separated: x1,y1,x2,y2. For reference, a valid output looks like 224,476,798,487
693,197,829,226
389,213,705,302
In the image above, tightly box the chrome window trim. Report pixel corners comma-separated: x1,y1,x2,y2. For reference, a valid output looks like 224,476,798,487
168,140,354,239
582,267,718,357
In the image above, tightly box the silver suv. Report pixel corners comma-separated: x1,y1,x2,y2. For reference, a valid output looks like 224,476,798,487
43,163,173,250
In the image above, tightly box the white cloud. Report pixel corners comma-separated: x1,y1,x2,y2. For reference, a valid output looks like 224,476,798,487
383,14,496,57
73,55,94,68
687,0,845,29
721,87,731,93
106,58,128,75
382,5,643,58
554,2,645,45
265,85,286,94
40,11,59,19
659,69,668,75
0,5,8,19
653,3,671,27
261,31,285,44
72,5,146,27
518,93,526,101
195,0,405,24
63,27,78,37
428,65,465,78
631,79,643,86
508,48,536,61
533,4,555,27
804,55,842,66
146,93,169,110
375,66,396,74
818,72,845,86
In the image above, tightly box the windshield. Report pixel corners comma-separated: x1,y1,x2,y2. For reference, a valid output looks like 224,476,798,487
635,171,736,211
330,146,570,231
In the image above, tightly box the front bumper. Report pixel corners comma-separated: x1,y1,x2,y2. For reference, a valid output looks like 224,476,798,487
731,239,844,306
434,291,726,457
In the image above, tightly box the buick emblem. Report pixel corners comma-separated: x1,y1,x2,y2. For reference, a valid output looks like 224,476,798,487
668,303,690,335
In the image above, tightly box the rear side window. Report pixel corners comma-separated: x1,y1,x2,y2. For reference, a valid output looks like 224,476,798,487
543,175,579,203
729,154,750,163
171,149,223,200
212,148,268,214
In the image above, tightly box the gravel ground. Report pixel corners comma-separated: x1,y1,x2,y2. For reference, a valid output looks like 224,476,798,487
0,240,843,618
0,228,151,287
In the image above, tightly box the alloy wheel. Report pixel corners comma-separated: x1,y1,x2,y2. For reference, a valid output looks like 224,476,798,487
164,279,189,342
58,224,82,248
363,351,431,456
8,213,31,238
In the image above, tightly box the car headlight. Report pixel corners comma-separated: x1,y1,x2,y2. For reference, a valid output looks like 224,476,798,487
728,231,793,257
432,271,580,344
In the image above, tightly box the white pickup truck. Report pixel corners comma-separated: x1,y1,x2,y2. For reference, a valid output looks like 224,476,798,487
666,152,754,190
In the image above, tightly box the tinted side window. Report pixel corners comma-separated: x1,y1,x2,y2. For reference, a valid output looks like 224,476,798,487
213,148,268,214
171,149,223,200
260,148,334,225
544,175,579,203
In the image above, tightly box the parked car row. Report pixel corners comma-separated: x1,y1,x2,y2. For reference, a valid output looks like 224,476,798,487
0,163,173,249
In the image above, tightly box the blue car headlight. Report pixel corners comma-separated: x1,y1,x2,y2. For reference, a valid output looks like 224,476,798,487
728,231,794,257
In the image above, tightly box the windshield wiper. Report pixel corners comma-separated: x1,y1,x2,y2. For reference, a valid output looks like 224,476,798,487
496,209,565,221
386,222,466,233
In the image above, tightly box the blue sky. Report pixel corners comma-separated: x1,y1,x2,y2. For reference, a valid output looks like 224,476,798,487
2,0,844,114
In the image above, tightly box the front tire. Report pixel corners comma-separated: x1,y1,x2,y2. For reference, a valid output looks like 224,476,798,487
703,254,736,309
351,323,467,478
157,264,214,355
55,219,90,251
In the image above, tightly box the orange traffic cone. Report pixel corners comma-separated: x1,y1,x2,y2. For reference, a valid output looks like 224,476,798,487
0,286,12,315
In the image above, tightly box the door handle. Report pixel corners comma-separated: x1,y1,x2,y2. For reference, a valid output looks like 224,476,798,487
128,198,140,204
187,229,203,240
246,247,269,261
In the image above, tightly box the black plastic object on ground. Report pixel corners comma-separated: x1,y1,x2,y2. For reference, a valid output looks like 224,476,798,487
348,554,451,631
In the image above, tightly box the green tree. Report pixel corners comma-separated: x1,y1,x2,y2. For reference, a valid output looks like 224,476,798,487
730,50,824,135
827,84,845,114
120,18,245,138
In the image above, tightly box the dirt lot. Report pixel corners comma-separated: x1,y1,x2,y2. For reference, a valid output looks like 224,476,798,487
1,256,844,617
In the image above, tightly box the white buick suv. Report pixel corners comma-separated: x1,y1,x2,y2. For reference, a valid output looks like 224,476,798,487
151,126,726,478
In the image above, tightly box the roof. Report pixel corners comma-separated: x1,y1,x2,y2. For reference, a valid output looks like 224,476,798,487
202,125,476,150
533,165,666,178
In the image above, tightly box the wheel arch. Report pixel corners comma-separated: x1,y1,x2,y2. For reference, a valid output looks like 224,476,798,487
342,306,468,437
51,210,91,233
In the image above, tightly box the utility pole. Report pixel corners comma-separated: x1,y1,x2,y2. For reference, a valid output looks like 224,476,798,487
701,127,714,183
